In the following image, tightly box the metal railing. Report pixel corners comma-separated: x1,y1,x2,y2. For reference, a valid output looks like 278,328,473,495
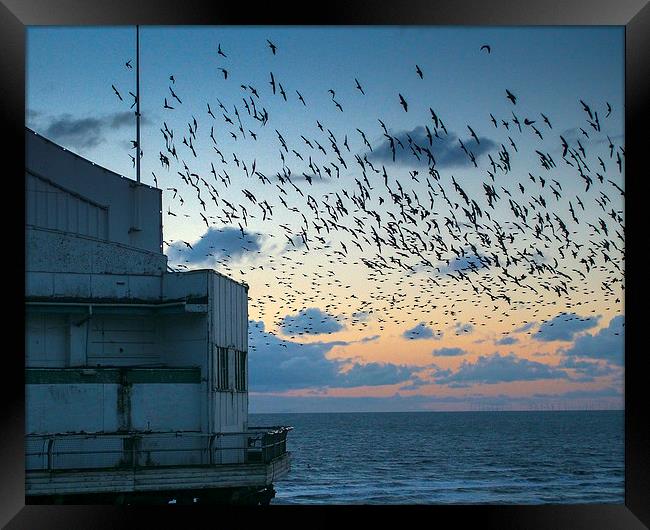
26,427,292,472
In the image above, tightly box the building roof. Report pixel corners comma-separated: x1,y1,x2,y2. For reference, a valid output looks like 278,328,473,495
25,127,160,193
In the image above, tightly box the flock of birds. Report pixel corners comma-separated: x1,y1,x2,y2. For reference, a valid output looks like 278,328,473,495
109,37,624,349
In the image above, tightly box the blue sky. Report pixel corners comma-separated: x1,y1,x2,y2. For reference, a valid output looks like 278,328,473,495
27,26,624,185
27,26,625,412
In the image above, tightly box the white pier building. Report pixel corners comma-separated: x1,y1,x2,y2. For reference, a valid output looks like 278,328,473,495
24,129,290,504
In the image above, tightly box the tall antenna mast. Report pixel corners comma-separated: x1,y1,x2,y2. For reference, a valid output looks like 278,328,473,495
135,24,141,184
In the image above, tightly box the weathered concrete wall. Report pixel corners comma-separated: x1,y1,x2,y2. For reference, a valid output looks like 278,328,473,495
26,271,163,301
26,227,166,301
162,270,209,300
26,374,202,435
88,315,160,367
26,227,167,276
26,314,68,368
158,314,208,368
130,384,201,431
26,129,162,253
26,383,120,434
157,313,209,433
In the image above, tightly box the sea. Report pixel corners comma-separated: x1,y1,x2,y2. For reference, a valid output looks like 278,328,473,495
249,410,624,505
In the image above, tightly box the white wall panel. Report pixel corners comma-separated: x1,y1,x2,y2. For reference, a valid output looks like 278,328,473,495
26,172,108,239
26,130,162,253
130,384,201,431
25,314,68,367
210,273,248,352
26,384,118,434
88,316,160,366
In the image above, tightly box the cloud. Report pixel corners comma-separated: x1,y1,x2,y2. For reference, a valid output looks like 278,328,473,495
272,173,330,184
431,347,467,357
108,111,142,129
562,315,624,366
532,386,621,400
44,115,106,149
496,336,519,345
439,253,488,274
337,363,421,388
248,320,421,391
514,322,537,333
249,387,623,413
280,307,345,336
403,322,442,340
26,109,43,122
367,126,497,168
454,322,474,334
352,311,371,322
39,111,151,150
359,334,380,343
433,352,569,388
166,226,265,266
557,357,616,381
534,312,599,342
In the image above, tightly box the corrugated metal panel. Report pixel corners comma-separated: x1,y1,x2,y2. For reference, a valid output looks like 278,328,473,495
26,172,108,239
212,390,247,433
210,273,247,352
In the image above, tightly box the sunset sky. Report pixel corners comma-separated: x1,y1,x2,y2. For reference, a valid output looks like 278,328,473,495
26,26,625,412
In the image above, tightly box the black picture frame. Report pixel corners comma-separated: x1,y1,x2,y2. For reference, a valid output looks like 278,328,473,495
2,1,648,527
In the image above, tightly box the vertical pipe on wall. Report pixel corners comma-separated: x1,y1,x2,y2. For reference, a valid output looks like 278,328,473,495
135,24,141,185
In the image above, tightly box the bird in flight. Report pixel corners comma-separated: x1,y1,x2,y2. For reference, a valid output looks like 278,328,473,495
355,78,365,95
169,86,182,104
218,68,228,80
111,84,123,101
123,34,624,359
399,93,408,112
467,125,480,145
269,72,276,94
125,59,132,69
296,90,306,106
267,39,277,55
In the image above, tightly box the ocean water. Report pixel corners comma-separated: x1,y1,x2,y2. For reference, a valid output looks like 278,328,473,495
250,411,624,504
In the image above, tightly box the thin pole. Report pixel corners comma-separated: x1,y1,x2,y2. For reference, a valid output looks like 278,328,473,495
136,24,141,184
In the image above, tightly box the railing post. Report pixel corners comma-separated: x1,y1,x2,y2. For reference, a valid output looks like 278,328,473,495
209,434,216,465
47,438,54,471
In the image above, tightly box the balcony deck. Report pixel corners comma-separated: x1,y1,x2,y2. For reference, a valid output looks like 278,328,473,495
26,453,290,497
25,429,291,501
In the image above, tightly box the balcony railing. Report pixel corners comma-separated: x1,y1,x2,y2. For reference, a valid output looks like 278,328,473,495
26,427,292,472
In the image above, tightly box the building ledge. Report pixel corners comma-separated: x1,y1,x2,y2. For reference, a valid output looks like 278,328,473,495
25,295,209,315
26,367,202,385
26,453,291,497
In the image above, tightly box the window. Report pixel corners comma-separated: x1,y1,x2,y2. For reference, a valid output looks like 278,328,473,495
235,351,247,391
215,347,246,391
216,347,229,390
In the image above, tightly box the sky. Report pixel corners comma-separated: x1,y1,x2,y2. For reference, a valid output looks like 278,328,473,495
26,26,625,413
